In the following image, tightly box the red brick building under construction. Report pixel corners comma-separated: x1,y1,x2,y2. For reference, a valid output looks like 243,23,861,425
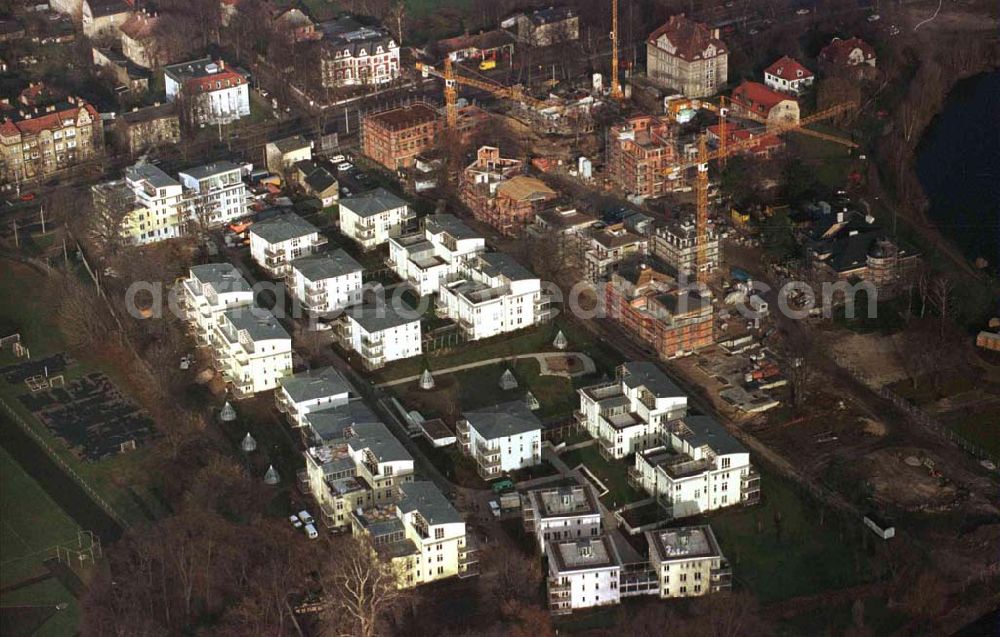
604,261,713,358
461,146,556,236
362,102,440,170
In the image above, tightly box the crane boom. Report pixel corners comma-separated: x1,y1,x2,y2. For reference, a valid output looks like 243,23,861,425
609,0,623,100
416,59,548,129
665,102,858,286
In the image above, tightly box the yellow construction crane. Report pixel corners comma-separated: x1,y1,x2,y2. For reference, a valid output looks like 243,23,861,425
609,0,623,100
664,102,858,286
416,58,548,129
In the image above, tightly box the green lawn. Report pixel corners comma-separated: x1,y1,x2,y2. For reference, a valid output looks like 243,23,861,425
787,128,857,190
940,406,1000,459
377,317,624,383
778,595,906,637
0,447,82,637
703,468,878,604
559,446,645,507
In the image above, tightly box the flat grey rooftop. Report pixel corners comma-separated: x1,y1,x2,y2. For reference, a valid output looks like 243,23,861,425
291,250,362,281
346,304,420,333
620,361,685,398
279,366,351,404
340,187,409,218
398,481,461,525
464,399,542,440
189,263,251,292
179,160,241,180
224,307,289,341
250,213,318,244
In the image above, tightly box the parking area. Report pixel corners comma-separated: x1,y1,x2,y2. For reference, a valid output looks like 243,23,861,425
17,373,155,462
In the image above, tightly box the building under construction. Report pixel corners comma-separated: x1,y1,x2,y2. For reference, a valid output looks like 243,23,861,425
605,115,680,198
361,102,440,171
652,217,720,278
461,146,557,236
604,260,713,358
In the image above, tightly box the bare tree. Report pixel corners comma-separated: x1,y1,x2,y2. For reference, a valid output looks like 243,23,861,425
319,536,406,637
89,180,136,257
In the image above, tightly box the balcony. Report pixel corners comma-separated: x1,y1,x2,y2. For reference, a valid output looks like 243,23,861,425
297,469,311,494
598,436,617,461
456,420,470,449
627,466,644,489
741,469,761,505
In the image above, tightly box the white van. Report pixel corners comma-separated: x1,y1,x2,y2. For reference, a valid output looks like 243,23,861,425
298,510,314,526
304,523,318,539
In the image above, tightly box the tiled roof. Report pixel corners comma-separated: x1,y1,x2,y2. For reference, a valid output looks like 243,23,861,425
819,37,876,65
496,175,556,202
648,14,726,60
764,56,813,81
731,80,793,115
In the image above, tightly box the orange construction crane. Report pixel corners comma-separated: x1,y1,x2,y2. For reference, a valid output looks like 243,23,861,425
609,0,623,100
417,58,548,129
665,102,858,286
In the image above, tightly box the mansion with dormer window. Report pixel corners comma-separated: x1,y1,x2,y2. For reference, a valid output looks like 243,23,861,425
318,16,400,88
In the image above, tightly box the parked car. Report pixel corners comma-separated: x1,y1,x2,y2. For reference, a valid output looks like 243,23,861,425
304,523,318,539
867,13,881,22
337,162,353,172
330,154,346,163
289,515,303,529
298,510,314,526
488,500,501,518
795,8,810,15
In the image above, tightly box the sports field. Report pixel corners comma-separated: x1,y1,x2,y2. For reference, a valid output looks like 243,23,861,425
0,446,82,637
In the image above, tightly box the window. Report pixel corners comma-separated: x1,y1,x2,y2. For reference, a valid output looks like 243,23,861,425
434,528,444,539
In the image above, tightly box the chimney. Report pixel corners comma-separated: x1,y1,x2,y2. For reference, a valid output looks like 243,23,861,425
218,59,225,70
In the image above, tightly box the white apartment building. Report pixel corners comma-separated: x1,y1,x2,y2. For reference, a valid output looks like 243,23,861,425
576,362,688,460
630,415,760,518
319,17,400,88
646,525,731,598
304,409,415,531
338,188,414,251
437,252,550,341
387,214,486,296
458,400,542,480
164,58,250,125
547,535,623,614
122,163,186,244
523,484,602,550
275,366,353,429
180,263,254,348
339,305,422,370
211,306,293,397
288,250,363,315
178,161,249,227
248,213,324,278
352,481,474,588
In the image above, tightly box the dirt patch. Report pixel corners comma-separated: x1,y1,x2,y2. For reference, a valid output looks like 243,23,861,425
860,418,888,437
860,448,959,511
819,332,911,388
542,354,581,374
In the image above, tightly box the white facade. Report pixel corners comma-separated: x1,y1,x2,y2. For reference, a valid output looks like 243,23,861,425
123,163,186,244
338,188,415,251
577,362,688,460
547,536,623,614
763,57,815,95
275,366,353,429
248,213,324,278
320,19,400,88
164,58,250,125
211,306,293,397
387,214,485,296
437,253,550,341
352,481,473,588
178,161,249,227
180,263,254,348
631,415,759,519
523,485,602,550
288,250,363,314
304,408,415,531
458,400,542,479
341,306,423,370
